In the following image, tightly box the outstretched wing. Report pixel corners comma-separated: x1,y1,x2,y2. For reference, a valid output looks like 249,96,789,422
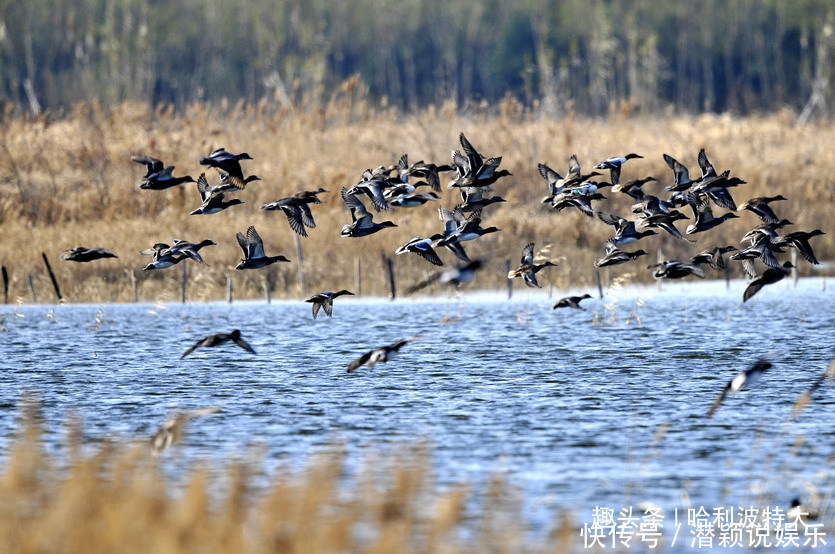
246,226,266,258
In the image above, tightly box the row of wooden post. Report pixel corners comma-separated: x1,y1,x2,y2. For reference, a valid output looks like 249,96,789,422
1,252,825,304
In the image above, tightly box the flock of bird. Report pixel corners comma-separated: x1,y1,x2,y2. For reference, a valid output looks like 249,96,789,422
56,132,826,372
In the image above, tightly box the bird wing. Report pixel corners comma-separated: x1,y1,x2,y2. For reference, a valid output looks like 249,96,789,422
233,336,257,354
131,154,164,176
707,382,732,417
521,243,535,265
342,187,369,222
742,275,768,302
298,203,317,228
246,226,266,259
235,231,250,259
181,340,203,358
196,173,211,202
697,148,717,178
347,350,374,372
663,154,690,186
282,205,308,237
567,155,581,179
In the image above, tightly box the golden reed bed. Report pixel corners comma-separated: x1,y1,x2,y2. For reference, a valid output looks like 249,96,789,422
0,406,576,553
0,97,832,302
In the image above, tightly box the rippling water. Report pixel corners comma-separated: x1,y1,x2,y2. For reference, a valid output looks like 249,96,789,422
1,278,833,545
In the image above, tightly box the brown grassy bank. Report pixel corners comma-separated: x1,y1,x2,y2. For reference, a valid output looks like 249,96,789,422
0,99,832,303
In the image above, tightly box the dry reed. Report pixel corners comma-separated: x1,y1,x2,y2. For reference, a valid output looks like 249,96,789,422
0,407,578,554
0,98,832,303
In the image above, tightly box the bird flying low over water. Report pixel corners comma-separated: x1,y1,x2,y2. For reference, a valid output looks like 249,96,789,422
150,405,222,455
406,260,483,294
141,239,216,266
181,330,256,358
649,260,705,280
742,261,794,303
707,358,772,417
396,237,444,266
235,226,290,269
61,247,117,262
347,337,421,373
553,294,593,310
594,244,647,268
506,242,557,288
305,290,354,318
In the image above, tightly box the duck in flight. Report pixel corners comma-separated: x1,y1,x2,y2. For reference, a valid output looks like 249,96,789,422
61,247,117,262
347,337,421,373
340,188,397,237
506,243,557,288
190,173,245,215
553,294,593,310
305,290,355,318
707,358,772,417
181,330,256,358
235,226,290,269
132,154,195,190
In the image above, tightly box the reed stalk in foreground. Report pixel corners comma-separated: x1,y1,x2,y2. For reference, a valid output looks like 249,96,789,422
0,99,832,302
0,410,576,554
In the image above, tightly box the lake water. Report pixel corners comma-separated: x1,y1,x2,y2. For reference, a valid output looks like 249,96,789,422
1,278,833,550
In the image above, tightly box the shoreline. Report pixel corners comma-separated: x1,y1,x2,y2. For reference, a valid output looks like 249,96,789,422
2,276,829,308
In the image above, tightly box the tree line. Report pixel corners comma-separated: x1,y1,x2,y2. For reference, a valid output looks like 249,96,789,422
0,0,832,117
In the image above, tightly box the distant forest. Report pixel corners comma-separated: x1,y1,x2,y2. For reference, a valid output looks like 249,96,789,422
1,0,833,116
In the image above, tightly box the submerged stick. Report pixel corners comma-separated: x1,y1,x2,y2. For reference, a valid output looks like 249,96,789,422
294,233,306,296
41,253,63,301
181,262,187,304
505,259,512,300
2,265,8,304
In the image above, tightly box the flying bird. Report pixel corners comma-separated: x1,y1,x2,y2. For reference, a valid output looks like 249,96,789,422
347,337,421,373
707,359,772,417
235,226,290,269
553,294,593,310
150,405,222,454
61,247,117,262
181,330,256,358
305,290,355,318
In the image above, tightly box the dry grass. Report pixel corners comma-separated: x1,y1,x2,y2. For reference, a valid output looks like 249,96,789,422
0,98,832,302
0,407,577,554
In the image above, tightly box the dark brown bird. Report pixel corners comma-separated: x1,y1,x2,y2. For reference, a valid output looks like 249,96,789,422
181,330,256,358
61,247,117,262
743,262,793,303
553,294,593,310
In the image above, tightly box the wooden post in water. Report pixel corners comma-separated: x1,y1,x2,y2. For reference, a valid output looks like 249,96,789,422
2,265,8,304
383,255,396,299
264,273,272,304
505,259,512,300
41,253,63,301
294,234,306,296
791,250,798,287
27,274,35,302
129,269,138,302
180,262,188,304
226,276,233,303
354,258,362,296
